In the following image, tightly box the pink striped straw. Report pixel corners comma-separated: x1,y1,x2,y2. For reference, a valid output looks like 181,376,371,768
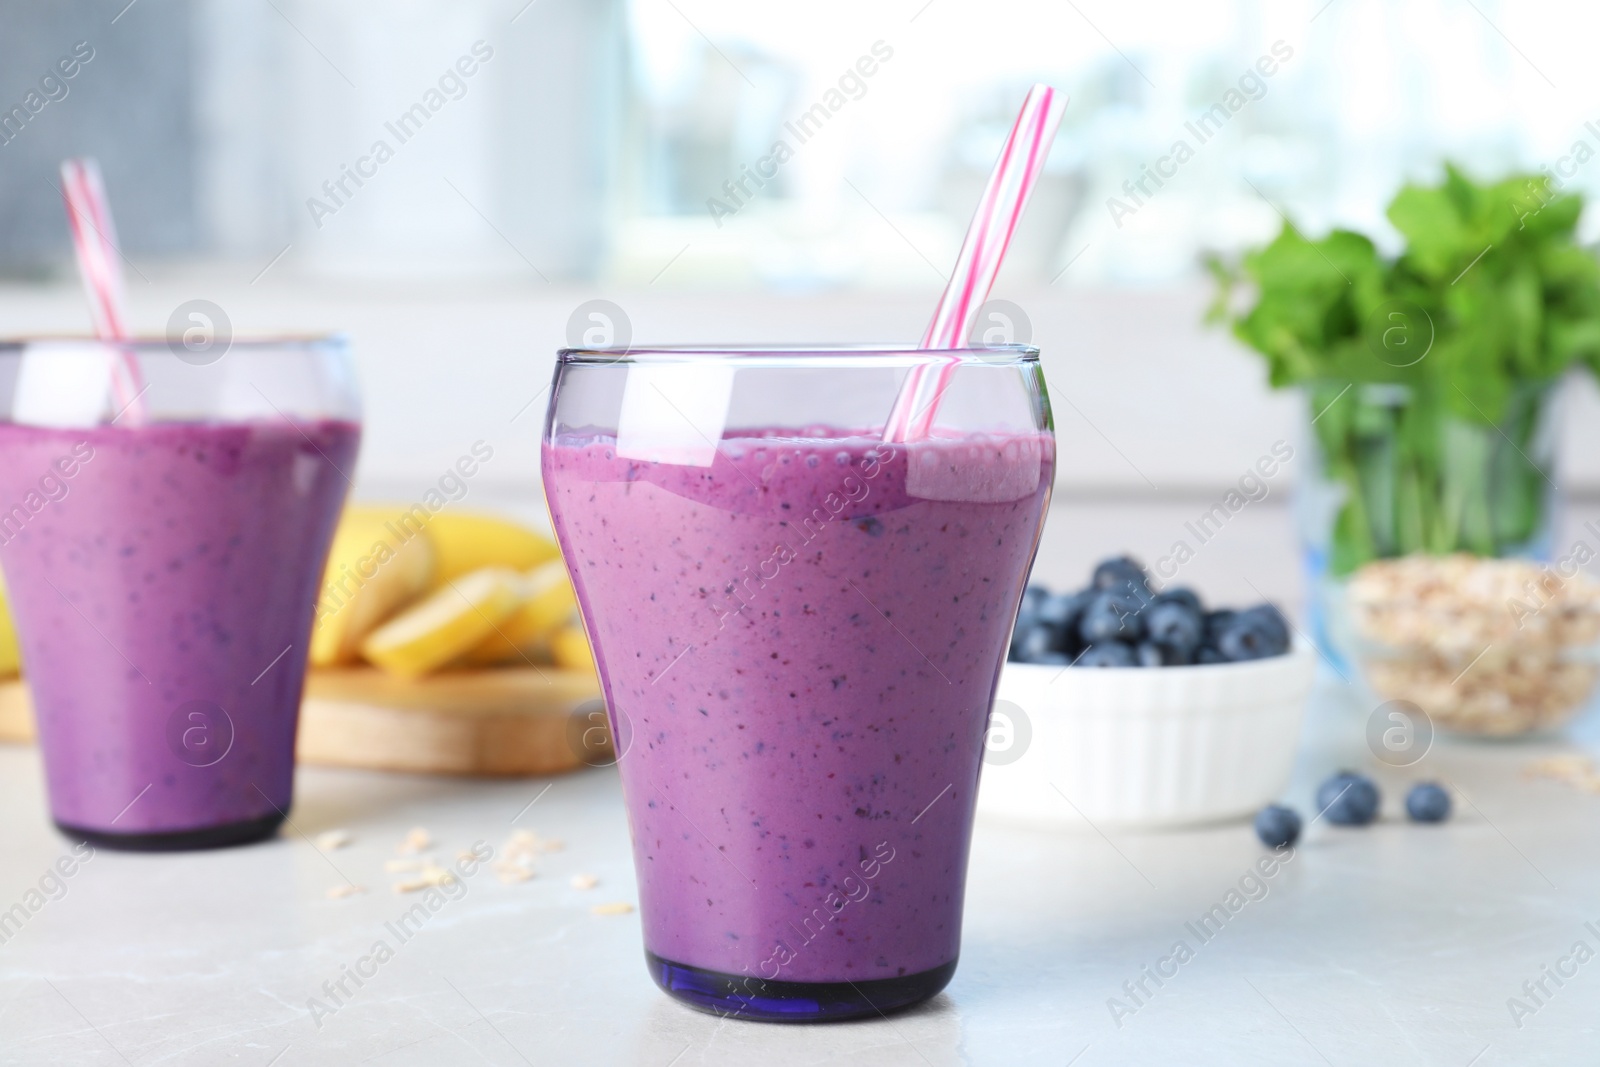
59,157,147,423
884,84,1068,443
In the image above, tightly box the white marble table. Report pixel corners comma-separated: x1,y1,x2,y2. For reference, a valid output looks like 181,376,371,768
0,677,1597,1066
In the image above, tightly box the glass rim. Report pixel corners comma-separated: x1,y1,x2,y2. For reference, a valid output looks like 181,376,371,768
0,333,348,351
557,343,1040,366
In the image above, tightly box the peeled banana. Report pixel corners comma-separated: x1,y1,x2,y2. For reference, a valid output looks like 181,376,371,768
423,512,560,588
310,507,436,666
361,567,527,679
459,561,578,666
0,574,19,678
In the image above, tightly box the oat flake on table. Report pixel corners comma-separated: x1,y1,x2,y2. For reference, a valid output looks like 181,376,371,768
393,864,456,894
1524,754,1600,793
495,864,535,884
397,827,432,854
315,829,352,851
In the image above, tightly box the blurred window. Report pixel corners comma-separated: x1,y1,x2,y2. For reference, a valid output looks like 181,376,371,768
621,0,1600,286
3,0,1595,287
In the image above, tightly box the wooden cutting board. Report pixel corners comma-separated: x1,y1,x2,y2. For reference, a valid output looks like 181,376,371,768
0,667,608,777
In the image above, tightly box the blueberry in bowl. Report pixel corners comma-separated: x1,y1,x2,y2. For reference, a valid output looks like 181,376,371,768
1134,642,1173,667
1092,555,1152,598
1012,625,1070,666
1145,599,1203,664
1079,589,1146,645
1006,556,1295,670
984,556,1316,829
1014,585,1049,635
1010,587,1087,664
1152,587,1202,615
1077,642,1138,668
1037,591,1092,648
1215,605,1291,662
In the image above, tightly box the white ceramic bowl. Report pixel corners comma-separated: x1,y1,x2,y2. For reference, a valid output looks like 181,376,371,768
977,642,1316,829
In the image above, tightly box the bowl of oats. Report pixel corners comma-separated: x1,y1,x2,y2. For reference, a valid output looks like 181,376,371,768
1343,554,1600,736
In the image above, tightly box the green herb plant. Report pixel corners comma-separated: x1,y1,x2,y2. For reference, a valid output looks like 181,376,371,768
1209,165,1600,575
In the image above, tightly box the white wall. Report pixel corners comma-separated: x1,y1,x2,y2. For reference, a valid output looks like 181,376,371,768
6,277,1599,510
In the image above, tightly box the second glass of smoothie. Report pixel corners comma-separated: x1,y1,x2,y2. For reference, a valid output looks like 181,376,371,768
543,345,1052,1021
0,337,360,849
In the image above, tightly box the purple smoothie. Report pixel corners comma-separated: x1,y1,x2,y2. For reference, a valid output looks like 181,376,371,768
0,419,358,839
544,428,1052,986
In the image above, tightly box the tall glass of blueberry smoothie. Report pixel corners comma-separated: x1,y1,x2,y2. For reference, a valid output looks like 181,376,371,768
0,337,360,850
543,345,1053,1021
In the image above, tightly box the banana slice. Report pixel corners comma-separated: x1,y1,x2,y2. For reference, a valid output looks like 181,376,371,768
551,624,596,675
361,567,527,679
460,561,578,666
0,573,19,678
424,512,560,589
311,507,436,667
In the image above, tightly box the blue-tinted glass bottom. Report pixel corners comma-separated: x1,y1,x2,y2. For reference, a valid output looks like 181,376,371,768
56,810,283,852
646,951,956,1023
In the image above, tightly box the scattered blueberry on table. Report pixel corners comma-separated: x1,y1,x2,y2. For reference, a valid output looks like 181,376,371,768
1254,804,1302,848
1405,782,1452,823
1255,775,1451,847
1316,771,1381,826
1009,556,1292,667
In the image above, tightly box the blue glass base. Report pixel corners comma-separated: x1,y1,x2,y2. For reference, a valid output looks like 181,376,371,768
56,810,283,852
646,951,956,1023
